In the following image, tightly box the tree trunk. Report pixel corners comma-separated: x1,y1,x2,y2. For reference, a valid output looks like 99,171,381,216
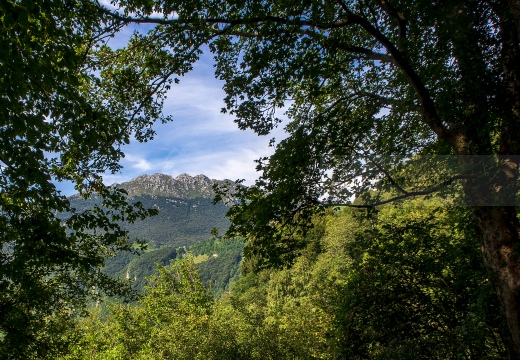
476,206,520,359
474,3,520,357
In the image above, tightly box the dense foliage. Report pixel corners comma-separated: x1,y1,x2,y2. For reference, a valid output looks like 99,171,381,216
67,200,508,359
0,1,166,357
104,246,180,291
102,236,243,296
188,237,244,297
3,0,520,357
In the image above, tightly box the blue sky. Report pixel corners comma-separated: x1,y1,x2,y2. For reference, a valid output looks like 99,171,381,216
103,47,285,185
57,10,288,196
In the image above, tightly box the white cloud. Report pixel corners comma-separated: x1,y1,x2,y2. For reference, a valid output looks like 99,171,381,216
123,153,153,172
202,149,268,182
157,146,273,184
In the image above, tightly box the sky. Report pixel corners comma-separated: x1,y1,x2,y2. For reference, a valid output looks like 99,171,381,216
57,9,288,196
102,48,286,186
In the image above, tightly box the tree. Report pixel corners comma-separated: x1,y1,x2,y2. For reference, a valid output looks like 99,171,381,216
70,200,506,359
92,0,520,357
0,1,167,357
68,257,215,360
337,203,507,358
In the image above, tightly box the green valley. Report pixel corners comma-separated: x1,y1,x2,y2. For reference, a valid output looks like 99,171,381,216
71,173,241,295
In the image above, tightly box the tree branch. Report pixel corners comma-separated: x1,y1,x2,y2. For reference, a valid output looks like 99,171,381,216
362,154,409,195
95,3,336,29
97,0,458,150
332,44,394,62
335,0,458,149
353,91,421,111
373,0,408,56
321,174,471,208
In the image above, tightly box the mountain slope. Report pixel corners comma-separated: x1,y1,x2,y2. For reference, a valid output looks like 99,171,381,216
68,173,238,294
69,173,231,248
119,195,230,248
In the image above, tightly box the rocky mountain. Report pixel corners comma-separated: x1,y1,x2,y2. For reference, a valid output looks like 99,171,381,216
69,173,231,248
114,173,228,198
69,173,241,295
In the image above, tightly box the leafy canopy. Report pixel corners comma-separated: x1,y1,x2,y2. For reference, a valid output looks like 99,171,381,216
69,201,507,359
0,1,176,356
94,0,519,265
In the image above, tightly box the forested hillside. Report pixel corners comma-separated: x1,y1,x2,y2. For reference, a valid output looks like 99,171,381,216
188,237,244,297
103,236,243,295
70,173,235,293
68,194,229,247
69,173,230,248
65,199,508,359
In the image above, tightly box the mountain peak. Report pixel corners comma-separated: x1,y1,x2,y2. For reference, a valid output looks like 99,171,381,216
117,173,225,198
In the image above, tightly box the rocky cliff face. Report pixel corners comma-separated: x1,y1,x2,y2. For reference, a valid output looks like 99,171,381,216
115,173,227,199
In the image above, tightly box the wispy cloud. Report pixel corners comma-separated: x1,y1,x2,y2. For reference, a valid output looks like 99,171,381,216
123,153,153,172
